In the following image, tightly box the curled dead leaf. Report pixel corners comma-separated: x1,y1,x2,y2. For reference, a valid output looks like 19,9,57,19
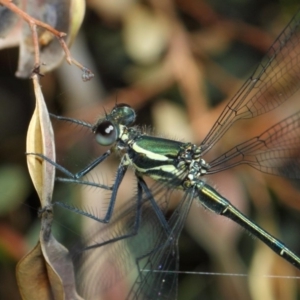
17,76,82,299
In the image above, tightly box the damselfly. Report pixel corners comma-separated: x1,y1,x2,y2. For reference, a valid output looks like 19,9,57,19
34,8,300,300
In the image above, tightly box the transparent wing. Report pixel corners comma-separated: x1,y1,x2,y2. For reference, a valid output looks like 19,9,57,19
71,200,167,298
207,111,300,178
201,10,300,153
69,169,189,299
127,190,195,300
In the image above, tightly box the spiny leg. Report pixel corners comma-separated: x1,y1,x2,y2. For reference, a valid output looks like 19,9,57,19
56,162,128,223
49,113,93,129
27,152,130,224
27,151,111,187
137,176,171,236
83,178,144,250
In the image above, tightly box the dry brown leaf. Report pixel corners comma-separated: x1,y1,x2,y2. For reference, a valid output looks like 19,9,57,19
16,76,82,300
17,0,86,77
0,0,22,49
26,75,55,203
0,0,85,77
16,242,55,300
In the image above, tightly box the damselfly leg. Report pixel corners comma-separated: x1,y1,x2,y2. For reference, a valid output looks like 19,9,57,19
68,173,192,299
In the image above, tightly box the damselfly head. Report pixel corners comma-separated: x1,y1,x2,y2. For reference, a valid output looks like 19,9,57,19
92,103,136,146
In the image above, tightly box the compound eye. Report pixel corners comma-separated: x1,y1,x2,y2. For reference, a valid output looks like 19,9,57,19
95,120,118,146
111,103,136,126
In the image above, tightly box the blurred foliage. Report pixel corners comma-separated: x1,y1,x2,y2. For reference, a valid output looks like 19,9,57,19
1,0,300,299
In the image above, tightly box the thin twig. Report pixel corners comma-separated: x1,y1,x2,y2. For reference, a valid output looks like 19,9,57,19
0,0,94,80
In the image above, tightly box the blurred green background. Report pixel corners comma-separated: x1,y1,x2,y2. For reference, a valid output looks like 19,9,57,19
1,0,300,299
